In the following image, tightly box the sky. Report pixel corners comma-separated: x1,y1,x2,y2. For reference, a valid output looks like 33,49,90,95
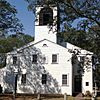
8,0,35,36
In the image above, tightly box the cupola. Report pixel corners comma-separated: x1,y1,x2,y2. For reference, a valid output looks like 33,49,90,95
35,4,57,43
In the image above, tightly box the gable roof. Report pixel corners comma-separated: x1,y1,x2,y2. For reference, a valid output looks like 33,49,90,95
7,39,93,55
7,39,68,54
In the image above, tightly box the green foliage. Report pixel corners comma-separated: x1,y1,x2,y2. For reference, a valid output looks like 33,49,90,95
0,33,33,53
0,37,22,53
0,0,23,37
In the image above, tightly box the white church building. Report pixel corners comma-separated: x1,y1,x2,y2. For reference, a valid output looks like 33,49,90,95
0,3,94,95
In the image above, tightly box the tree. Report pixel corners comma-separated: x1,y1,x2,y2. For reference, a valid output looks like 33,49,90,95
0,33,33,53
0,0,23,37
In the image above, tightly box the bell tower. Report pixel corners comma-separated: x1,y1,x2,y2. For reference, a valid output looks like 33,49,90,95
35,3,57,43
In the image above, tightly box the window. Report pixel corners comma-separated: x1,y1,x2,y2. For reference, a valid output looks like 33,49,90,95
43,56,46,64
52,54,58,63
42,55,48,64
42,74,47,84
39,7,53,25
86,82,89,86
42,44,48,47
32,54,37,63
80,56,85,64
21,74,26,84
13,56,17,64
62,74,67,85
43,13,52,25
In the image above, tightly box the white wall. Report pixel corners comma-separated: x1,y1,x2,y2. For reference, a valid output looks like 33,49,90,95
0,69,4,87
4,39,93,95
34,40,73,95
66,43,93,94
5,40,73,95
35,26,57,43
82,55,93,94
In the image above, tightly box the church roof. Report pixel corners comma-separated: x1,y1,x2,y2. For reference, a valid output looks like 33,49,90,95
7,39,93,56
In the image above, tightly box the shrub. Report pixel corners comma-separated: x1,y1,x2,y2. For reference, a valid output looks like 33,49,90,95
85,91,92,97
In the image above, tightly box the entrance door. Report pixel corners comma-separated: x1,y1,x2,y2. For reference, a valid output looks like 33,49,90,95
74,76,82,92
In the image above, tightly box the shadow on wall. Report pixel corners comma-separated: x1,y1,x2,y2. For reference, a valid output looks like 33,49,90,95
71,52,92,76
3,45,61,94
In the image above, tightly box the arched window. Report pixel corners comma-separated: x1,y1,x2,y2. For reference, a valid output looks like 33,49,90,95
39,7,53,25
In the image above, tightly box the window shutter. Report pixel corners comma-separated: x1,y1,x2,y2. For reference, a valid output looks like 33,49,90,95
42,74,47,84
21,74,26,85
42,55,48,64
13,56,17,64
32,54,37,63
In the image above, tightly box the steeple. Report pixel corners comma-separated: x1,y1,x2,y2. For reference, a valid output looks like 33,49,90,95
34,3,58,43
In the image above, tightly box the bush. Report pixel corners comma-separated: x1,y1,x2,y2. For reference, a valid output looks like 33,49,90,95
85,91,92,97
